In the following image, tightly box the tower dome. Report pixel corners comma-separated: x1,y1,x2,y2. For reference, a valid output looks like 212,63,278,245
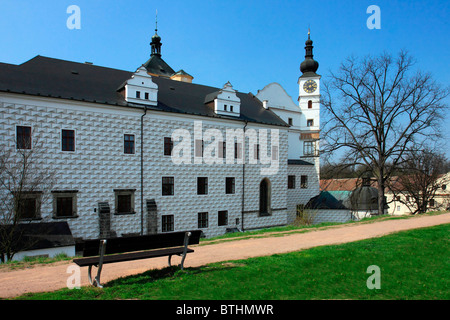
300,30,319,75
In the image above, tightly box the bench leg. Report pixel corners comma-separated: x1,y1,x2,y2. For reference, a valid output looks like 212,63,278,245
167,232,192,270
88,265,104,288
180,255,186,270
87,239,107,288
180,232,191,270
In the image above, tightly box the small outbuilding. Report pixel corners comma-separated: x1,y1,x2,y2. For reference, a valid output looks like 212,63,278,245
0,222,75,262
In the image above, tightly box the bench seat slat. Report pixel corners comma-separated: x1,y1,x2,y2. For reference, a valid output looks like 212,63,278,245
73,247,194,267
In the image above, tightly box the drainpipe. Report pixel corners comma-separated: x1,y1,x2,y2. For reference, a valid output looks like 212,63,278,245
241,120,248,232
141,106,147,235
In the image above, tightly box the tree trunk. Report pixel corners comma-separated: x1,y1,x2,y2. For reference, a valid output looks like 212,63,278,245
377,176,385,215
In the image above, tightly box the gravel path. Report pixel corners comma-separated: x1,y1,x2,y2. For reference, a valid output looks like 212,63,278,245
1,213,449,298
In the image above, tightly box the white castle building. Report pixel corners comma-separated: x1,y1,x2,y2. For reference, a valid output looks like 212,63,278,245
0,27,321,245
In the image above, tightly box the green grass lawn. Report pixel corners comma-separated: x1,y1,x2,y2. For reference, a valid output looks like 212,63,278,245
15,223,449,300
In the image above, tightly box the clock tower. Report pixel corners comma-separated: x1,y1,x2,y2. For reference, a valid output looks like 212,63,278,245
298,30,320,157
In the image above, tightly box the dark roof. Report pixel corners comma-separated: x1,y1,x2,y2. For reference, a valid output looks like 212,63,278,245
0,56,132,106
142,55,175,77
0,56,288,127
288,159,314,165
306,191,350,210
0,222,75,252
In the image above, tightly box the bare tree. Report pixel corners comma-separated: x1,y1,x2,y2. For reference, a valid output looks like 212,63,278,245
0,133,55,262
321,50,449,215
389,149,450,214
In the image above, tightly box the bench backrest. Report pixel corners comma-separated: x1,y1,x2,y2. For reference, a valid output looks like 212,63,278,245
79,230,202,257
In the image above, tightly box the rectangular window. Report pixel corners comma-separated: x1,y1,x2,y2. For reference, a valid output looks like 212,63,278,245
218,210,228,226
57,197,73,217
114,189,135,214
234,142,242,159
162,177,174,196
226,177,235,194
117,194,132,213
198,212,208,228
15,192,41,220
301,175,308,188
288,118,293,126
136,91,141,99
162,215,174,232
195,139,204,157
254,144,260,160
304,141,316,156
307,119,314,127
52,191,78,218
61,129,75,152
16,126,32,149
230,105,234,112
164,137,173,156
288,175,296,189
272,145,278,160
218,141,226,158
145,92,149,100
197,177,208,195
124,134,135,154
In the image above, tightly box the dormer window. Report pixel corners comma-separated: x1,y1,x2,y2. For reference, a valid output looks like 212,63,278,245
123,66,158,106
205,82,241,117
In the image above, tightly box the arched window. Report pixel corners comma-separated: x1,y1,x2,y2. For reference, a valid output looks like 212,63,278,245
259,178,271,216
308,100,313,109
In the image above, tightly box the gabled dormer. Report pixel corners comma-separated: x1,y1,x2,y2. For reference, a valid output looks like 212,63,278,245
124,66,158,106
205,82,241,117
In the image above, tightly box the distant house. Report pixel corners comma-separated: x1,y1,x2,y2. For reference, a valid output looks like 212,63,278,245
314,173,450,223
387,172,450,215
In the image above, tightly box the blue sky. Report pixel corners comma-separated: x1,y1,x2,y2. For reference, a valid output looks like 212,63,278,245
1,0,449,156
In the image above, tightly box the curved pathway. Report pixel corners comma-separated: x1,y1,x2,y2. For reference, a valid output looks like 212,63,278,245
1,213,449,298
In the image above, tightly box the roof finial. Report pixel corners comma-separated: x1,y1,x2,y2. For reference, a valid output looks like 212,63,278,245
150,9,162,57
155,9,158,33
308,26,310,39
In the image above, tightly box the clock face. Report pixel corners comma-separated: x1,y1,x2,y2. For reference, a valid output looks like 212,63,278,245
303,80,317,93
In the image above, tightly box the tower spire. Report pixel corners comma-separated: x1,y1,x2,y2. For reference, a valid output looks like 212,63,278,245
300,29,319,74
150,9,162,57
155,9,158,33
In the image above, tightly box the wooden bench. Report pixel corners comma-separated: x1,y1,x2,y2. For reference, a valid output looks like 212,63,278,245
73,230,202,288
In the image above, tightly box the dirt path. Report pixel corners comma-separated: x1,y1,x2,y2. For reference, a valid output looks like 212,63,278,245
1,213,449,299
